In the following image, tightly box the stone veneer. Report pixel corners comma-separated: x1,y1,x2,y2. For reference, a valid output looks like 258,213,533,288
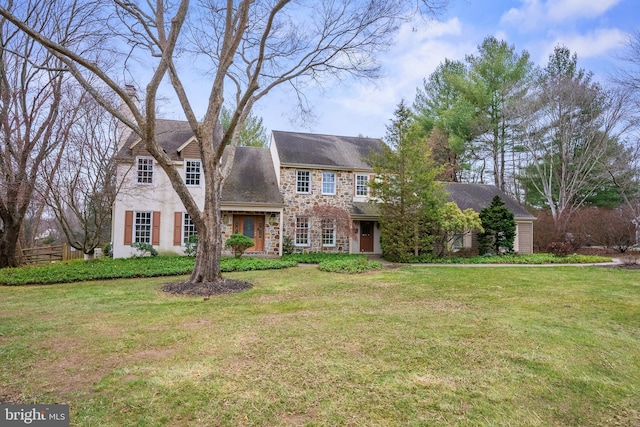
220,210,281,256
280,167,357,253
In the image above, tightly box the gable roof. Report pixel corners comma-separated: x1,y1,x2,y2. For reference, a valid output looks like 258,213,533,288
221,147,284,207
116,119,220,161
444,182,536,220
271,130,383,170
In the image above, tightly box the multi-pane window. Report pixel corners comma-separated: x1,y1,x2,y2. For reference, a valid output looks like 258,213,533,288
322,172,336,195
295,217,310,246
322,219,336,247
134,211,152,243
183,213,197,244
185,160,201,186
296,170,310,193
356,174,369,197
136,157,153,184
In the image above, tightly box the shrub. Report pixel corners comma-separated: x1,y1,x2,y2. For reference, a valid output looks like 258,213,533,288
318,258,382,274
184,234,198,257
131,242,158,257
478,196,516,255
282,236,295,255
547,241,572,257
225,234,254,258
102,242,113,258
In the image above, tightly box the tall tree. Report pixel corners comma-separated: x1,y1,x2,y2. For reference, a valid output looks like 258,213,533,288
0,1,95,267
516,46,631,233
369,101,445,261
220,106,268,147
414,59,476,181
43,96,119,258
0,1,449,291
460,36,533,193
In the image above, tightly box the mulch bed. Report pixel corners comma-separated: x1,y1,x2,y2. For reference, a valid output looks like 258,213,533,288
162,279,253,296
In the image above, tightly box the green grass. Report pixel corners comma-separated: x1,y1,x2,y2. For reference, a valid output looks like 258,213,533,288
0,266,638,426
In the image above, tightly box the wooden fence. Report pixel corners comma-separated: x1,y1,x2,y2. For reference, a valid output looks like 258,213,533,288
21,243,84,265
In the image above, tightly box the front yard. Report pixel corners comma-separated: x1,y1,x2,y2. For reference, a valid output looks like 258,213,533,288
0,265,638,426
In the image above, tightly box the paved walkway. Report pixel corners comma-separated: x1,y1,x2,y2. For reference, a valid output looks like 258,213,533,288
367,255,623,268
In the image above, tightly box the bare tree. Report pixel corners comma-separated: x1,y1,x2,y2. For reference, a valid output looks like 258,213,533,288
516,47,631,233
0,0,448,291
0,1,99,267
43,96,119,258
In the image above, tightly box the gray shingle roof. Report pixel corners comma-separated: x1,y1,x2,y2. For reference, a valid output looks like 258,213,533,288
221,147,284,206
271,130,383,170
116,119,204,161
444,182,535,220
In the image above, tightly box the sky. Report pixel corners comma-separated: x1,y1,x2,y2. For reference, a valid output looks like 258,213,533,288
243,0,639,140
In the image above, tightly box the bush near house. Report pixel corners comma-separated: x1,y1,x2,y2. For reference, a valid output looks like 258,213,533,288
225,234,255,258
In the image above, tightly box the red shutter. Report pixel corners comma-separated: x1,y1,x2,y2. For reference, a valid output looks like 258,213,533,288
173,212,182,246
152,211,161,246
124,211,133,245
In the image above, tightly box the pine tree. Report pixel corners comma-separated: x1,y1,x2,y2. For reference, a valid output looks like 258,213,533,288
477,195,516,254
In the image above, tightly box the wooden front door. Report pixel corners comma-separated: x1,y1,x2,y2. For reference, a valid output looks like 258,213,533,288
233,215,265,251
360,221,374,252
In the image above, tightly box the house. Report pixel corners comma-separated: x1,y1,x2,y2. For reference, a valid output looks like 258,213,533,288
111,121,534,258
444,182,536,254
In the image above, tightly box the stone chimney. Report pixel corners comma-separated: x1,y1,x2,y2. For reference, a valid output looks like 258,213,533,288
117,84,140,150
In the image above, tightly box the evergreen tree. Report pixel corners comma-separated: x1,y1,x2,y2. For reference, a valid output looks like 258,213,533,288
477,195,516,254
369,101,446,261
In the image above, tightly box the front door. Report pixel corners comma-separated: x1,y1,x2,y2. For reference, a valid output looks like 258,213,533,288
233,215,265,251
360,221,374,252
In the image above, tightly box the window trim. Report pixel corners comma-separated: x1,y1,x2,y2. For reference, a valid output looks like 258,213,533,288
296,170,311,194
184,159,202,187
294,217,310,247
182,212,197,245
355,174,370,197
322,171,336,195
134,211,152,244
321,219,336,247
136,156,154,185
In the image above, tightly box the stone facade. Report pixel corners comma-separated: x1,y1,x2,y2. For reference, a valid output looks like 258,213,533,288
280,167,357,253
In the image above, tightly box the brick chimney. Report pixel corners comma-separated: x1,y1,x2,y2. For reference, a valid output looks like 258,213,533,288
117,84,140,150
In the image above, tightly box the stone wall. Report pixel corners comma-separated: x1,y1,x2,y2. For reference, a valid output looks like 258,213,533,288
280,167,356,253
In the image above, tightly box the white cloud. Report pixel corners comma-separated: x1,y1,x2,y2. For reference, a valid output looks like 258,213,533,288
501,0,622,30
547,28,628,60
547,0,622,22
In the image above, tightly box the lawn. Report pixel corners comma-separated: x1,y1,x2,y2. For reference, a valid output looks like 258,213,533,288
0,265,638,426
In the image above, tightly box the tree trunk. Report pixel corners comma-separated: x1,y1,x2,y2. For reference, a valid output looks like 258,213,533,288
0,217,21,268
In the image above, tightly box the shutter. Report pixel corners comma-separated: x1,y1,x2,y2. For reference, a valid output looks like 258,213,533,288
124,211,133,245
369,174,375,196
152,211,161,246
174,212,183,246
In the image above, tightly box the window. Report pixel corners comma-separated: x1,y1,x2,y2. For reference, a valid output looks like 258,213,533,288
322,172,336,195
134,211,152,243
136,157,153,184
355,174,369,197
322,219,336,247
295,217,310,246
452,234,464,251
296,170,310,193
183,213,197,244
184,160,201,186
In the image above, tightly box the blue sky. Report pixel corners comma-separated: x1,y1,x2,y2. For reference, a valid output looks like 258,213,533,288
248,0,638,139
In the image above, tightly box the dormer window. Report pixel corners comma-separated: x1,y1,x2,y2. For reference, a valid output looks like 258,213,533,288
136,157,154,184
322,172,336,195
185,159,201,186
296,170,310,194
